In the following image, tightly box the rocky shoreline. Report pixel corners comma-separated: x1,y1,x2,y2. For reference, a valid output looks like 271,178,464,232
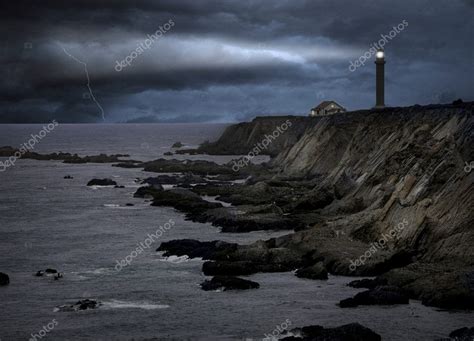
135,102,474,312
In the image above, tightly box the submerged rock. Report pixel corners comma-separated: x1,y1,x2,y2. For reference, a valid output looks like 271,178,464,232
86,178,117,186
55,299,101,312
284,322,381,341
64,175,73,179
339,285,409,308
200,276,259,291
0,272,9,286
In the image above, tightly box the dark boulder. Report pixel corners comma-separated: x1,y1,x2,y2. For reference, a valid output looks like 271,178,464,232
172,141,183,148
200,276,259,291
339,285,409,308
64,175,73,179
55,299,101,312
448,327,474,341
0,272,9,286
87,178,117,186
157,239,237,260
134,185,164,198
295,262,328,280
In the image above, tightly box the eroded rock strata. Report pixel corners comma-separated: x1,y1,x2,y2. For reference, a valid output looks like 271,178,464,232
154,102,473,310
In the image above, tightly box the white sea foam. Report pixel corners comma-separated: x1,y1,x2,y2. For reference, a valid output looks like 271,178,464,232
102,299,169,310
103,204,121,208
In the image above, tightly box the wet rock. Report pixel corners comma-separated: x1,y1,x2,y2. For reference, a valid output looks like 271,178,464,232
0,272,9,286
87,178,117,186
114,185,125,188
64,175,73,179
172,141,183,148
134,185,164,198
200,276,259,291
202,247,304,276
35,268,59,277
202,261,258,276
339,285,409,308
125,203,134,207
150,188,222,220
157,239,237,260
348,278,388,289
295,262,328,280
285,322,381,341
164,151,173,156
55,299,101,312
448,327,474,341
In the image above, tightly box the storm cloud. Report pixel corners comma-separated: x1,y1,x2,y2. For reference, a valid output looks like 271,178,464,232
1,0,473,123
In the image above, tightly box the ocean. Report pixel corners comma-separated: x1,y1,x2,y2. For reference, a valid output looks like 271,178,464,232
0,124,471,341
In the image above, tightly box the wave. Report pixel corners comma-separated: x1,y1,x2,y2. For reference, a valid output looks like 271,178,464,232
102,299,169,310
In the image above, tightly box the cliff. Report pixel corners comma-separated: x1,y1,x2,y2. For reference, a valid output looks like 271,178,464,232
202,101,474,308
197,116,314,156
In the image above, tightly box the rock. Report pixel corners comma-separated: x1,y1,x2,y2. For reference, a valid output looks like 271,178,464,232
203,261,259,276
339,285,409,308
348,278,388,289
0,272,9,286
55,299,101,312
134,185,164,198
87,178,117,186
157,239,237,260
125,203,134,207
288,322,381,341
35,268,59,277
172,141,183,148
295,262,328,280
64,175,73,179
114,185,125,188
448,327,474,341
200,276,259,291
150,189,222,221
164,151,173,156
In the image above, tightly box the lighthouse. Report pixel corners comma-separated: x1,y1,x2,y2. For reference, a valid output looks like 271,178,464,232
374,49,385,108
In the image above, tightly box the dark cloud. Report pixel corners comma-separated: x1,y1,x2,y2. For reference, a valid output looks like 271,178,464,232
0,0,472,123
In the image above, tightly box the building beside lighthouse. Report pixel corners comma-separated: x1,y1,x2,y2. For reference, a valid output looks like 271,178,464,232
309,101,346,117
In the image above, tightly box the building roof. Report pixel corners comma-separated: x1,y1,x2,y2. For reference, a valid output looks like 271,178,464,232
311,100,344,111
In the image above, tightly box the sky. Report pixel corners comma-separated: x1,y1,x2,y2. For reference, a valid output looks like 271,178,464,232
1,0,473,123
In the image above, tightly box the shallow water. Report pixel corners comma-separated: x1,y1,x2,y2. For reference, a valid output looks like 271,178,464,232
0,124,472,340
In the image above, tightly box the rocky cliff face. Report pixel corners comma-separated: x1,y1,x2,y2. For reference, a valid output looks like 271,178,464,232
198,116,314,156
270,103,473,264
207,102,474,308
